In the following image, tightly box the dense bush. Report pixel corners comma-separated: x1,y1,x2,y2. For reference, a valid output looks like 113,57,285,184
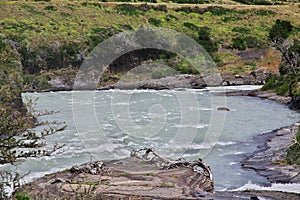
44,5,57,11
244,36,266,49
197,26,217,53
116,4,141,16
232,27,251,34
286,128,300,165
183,22,199,31
231,0,272,5
269,19,293,41
171,0,204,3
116,3,167,15
175,6,208,14
19,42,85,74
207,6,233,16
231,36,247,50
149,18,161,26
262,74,291,96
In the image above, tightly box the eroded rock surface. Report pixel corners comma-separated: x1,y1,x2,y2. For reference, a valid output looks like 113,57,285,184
242,123,300,183
17,149,214,199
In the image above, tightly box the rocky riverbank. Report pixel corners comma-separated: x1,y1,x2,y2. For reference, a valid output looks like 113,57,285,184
15,150,300,200
42,69,270,92
241,122,300,183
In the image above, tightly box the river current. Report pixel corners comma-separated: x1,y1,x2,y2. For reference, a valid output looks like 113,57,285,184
2,86,300,192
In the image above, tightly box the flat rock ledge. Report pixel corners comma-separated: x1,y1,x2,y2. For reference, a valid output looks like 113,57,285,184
225,89,292,105
16,149,214,199
242,122,300,183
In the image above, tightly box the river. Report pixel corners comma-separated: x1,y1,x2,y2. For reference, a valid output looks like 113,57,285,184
2,86,300,192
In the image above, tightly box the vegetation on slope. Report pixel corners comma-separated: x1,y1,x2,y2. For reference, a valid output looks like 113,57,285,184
1,0,300,85
0,1,300,195
287,127,300,165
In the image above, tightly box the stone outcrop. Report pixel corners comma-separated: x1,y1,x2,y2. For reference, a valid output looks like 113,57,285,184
44,69,271,92
241,122,300,183
17,149,214,199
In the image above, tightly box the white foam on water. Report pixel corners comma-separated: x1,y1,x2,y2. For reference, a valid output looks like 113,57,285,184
232,182,300,194
164,141,236,151
172,124,209,129
207,85,263,91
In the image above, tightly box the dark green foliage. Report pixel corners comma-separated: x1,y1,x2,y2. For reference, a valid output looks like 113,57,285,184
138,0,158,2
0,40,6,54
231,0,272,5
60,12,71,18
232,27,251,34
288,39,300,64
117,24,133,31
87,26,122,49
139,4,167,12
152,5,168,12
222,15,242,22
287,128,300,165
207,6,233,16
287,144,300,165
183,22,199,31
244,36,266,49
44,5,57,11
197,26,217,53
19,42,85,74
269,19,293,41
116,3,167,16
262,74,291,96
175,6,208,14
14,193,31,200
171,0,204,4
34,0,51,2
171,59,199,74
149,18,161,26
231,36,247,50
116,4,140,16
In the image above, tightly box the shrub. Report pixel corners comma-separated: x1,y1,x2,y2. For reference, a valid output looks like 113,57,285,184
183,22,199,31
175,6,207,14
116,4,140,16
207,6,233,16
44,5,57,11
171,0,204,3
14,193,31,200
269,19,293,41
232,27,251,34
222,15,242,22
197,26,217,53
287,128,300,165
149,18,161,26
231,0,272,5
231,36,247,50
262,74,291,96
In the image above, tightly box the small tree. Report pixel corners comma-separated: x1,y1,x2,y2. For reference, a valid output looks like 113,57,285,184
0,31,66,200
0,71,65,199
269,19,299,75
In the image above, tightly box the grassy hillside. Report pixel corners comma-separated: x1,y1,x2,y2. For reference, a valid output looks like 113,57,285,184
1,1,300,84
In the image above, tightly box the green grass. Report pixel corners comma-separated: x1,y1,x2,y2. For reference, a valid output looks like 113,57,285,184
287,127,300,165
0,0,299,82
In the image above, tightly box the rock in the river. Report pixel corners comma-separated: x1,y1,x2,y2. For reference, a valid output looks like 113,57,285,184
217,107,230,111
